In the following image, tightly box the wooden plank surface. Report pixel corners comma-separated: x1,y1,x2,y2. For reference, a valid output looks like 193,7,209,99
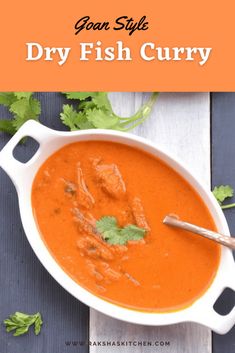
211,93,235,353
90,92,211,353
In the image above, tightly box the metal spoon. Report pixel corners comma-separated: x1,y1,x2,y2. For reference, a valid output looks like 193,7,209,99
163,214,235,250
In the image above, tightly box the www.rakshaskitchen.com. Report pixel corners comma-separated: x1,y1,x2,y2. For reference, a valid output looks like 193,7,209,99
65,340,171,347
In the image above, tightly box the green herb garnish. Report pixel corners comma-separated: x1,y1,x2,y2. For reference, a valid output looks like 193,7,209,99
0,92,158,135
96,216,147,245
60,92,158,131
0,92,41,135
4,311,43,336
212,185,235,209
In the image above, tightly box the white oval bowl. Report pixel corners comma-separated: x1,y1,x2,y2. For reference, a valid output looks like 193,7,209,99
1,120,235,334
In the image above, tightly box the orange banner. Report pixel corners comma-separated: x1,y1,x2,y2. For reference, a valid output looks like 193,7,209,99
0,0,234,91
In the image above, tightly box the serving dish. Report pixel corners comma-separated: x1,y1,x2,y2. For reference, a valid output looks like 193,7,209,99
0,120,235,334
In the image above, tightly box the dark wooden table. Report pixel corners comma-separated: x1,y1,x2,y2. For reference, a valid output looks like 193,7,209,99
0,92,234,353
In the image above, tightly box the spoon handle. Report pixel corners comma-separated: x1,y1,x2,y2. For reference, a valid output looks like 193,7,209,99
163,215,235,250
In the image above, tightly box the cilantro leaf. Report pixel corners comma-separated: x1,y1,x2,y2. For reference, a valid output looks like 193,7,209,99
212,185,234,205
10,97,41,130
86,108,119,129
0,93,17,107
64,92,97,100
14,92,33,100
120,225,146,241
61,92,159,132
96,216,118,233
212,184,235,209
34,313,43,335
10,99,30,118
92,92,112,110
78,100,97,110
96,216,147,245
0,120,16,134
103,229,128,245
0,92,41,135
4,312,43,337
60,105,94,130
60,104,80,130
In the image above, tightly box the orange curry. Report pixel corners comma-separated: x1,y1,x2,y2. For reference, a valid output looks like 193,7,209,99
32,141,220,312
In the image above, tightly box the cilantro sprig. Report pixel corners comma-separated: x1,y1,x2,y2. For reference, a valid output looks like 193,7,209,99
212,185,235,209
4,311,43,337
0,92,41,135
60,92,158,131
96,216,147,245
0,92,158,136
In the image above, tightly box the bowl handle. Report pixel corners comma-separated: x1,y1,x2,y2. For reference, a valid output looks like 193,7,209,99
196,274,235,334
0,120,54,187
